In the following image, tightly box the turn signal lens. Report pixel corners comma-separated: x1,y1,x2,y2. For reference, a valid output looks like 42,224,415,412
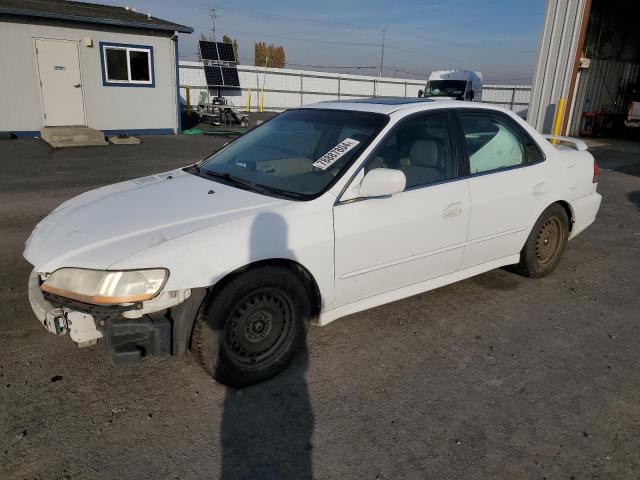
593,159,599,183
41,268,168,305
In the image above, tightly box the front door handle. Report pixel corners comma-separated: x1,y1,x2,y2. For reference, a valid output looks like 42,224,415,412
443,201,463,218
73,83,82,88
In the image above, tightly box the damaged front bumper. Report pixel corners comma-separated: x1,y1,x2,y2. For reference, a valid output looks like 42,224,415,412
28,270,196,365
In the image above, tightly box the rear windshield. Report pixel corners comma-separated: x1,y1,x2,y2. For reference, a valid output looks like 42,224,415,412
194,109,389,199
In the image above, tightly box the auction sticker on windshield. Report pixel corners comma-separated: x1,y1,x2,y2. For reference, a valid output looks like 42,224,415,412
312,138,360,170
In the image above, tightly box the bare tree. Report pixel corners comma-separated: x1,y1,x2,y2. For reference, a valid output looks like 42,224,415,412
254,42,286,68
222,35,239,63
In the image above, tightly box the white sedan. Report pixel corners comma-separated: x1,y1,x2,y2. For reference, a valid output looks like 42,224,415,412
24,98,601,386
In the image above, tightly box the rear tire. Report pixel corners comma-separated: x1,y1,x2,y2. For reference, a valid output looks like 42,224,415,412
191,266,310,388
514,204,569,278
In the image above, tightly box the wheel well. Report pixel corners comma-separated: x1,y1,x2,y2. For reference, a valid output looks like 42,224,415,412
204,259,322,317
555,200,574,231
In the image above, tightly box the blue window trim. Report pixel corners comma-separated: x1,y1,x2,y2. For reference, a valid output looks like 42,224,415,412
174,36,182,132
99,41,155,88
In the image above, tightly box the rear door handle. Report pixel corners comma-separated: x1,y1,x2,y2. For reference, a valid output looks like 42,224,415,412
443,201,463,218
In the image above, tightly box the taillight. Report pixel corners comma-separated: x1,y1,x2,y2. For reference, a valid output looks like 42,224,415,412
593,159,599,183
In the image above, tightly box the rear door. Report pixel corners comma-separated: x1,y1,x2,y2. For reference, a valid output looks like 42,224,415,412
454,110,547,268
333,112,470,307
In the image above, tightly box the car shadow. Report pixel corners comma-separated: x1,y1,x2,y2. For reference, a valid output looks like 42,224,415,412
219,212,314,480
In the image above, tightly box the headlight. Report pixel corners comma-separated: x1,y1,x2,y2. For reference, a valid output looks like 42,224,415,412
41,268,168,305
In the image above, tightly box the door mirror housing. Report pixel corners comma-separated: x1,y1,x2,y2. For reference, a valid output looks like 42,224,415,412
358,168,406,198
418,89,424,98
467,89,475,100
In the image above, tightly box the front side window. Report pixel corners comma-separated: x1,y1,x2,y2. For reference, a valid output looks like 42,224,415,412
101,43,154,86
194,109,389,199
365,113,457,190
458,112,536,174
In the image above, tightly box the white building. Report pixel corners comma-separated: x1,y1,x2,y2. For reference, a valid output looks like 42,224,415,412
0,0,192,138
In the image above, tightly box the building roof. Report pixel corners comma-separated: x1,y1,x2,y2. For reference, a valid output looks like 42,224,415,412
0,0,193,33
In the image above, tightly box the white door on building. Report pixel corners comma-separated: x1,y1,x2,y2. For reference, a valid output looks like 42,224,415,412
35,39,86,126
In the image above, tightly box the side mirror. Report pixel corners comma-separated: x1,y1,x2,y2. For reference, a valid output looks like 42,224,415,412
467,89,475,100
359,168,406,198
418,89,424,98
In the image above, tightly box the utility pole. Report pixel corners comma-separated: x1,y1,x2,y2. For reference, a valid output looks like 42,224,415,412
378,28,386,77
209,7,217,41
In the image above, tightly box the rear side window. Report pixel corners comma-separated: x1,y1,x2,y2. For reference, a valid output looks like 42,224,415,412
458,112,542,174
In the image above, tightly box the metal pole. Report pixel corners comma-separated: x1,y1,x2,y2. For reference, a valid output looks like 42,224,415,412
378,28,386,77
337,76,341,100
210,8,217,42
300,72,303,106
509,87,516,111
551,98,566,143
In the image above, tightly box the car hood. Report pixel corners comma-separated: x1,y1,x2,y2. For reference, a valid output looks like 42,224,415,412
24,168,289,273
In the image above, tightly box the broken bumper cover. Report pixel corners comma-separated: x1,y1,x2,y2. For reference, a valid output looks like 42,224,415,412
28,270,172,365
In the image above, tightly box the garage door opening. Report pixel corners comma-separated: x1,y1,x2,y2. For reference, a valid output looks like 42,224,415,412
569,0,640,140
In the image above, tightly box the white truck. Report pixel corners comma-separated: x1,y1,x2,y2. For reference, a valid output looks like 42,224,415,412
419,70,483,102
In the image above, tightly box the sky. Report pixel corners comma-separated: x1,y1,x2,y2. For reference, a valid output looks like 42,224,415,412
97,0,547,84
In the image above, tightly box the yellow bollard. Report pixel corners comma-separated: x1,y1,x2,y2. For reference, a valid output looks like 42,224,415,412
551,97,566,144
246,91,251,112
259,93,264,113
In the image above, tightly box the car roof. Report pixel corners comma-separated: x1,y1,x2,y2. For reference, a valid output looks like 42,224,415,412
303,97,513,116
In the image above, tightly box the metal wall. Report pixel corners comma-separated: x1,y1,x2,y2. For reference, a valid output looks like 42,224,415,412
569,59,640,134
179,62,531,115
0,17,179,134
528,0,587,133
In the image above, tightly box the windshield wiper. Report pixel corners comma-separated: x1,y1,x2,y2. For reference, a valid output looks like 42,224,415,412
201,170,272,195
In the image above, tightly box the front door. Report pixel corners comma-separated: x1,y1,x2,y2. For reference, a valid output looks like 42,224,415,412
35,39,86,126
333,112,469,307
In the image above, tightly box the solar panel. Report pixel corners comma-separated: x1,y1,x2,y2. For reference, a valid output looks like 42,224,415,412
199,41,218,61
221,66,240,87
216,42,236,62
204,65,223,86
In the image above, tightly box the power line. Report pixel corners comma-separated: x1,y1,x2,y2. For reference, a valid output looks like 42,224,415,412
190,26,382,47
216,4,382,33
179,52,379,70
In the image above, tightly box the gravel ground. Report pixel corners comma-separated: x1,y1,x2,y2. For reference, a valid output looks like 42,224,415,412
1,135,639,480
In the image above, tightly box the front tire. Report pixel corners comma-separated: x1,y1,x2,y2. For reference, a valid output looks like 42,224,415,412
514,204,570,278
192,266,310,388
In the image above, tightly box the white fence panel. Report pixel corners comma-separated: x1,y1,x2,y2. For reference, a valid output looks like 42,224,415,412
179,61,531,116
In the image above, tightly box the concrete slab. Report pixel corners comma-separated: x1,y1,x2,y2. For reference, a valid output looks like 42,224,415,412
108,135,141,145
41,126,107,148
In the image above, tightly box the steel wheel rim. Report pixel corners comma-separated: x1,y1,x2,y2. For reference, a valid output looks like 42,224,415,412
536,217,562,265
224,289,293,365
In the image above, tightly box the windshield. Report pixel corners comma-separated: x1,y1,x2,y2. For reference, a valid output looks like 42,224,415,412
194,109,388,199
424,80,467,99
